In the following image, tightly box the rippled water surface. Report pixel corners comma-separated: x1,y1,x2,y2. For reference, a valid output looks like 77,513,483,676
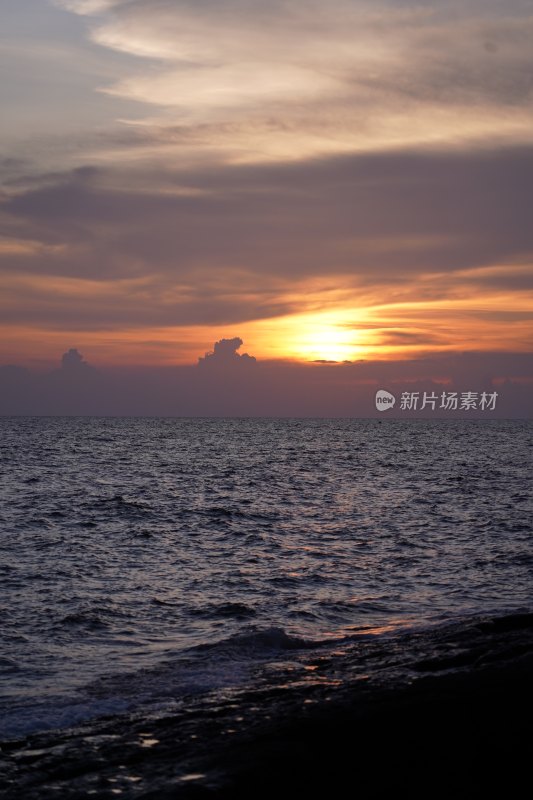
0,417,531,737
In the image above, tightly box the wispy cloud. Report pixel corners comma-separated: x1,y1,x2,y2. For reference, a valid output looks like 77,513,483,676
0,1,531,368
48,0,533,163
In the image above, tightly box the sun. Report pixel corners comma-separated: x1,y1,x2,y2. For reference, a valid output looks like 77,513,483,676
297,328,356,361
240,308,368,362
292,314,361,362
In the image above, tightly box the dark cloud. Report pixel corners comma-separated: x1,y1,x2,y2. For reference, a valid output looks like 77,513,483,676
1,143,531,337
0,287,295,330
3,144,533,283
1,143,532,343
464,270,533,291
0,348,531,417
61,347,92,370
376,330,443,346
198,338,257,367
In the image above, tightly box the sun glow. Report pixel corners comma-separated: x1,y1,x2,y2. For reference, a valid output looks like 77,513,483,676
288,313,362,362
296,328,356,362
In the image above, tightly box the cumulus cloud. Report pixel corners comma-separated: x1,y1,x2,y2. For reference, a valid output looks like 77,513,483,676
61,347,92,370
198,337,257,367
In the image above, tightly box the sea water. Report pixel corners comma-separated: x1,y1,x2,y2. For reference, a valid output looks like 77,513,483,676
0,417,531,738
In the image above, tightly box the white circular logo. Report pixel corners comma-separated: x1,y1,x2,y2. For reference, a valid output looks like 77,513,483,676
375,389,396,411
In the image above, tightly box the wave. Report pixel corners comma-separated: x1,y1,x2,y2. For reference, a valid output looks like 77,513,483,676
189,602,257,619
0,626,335,740
193,626,330,656
0,697,130,740
3,612,530,742
59,611,112,630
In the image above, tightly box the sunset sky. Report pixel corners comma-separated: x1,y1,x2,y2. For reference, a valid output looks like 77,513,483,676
1,0,532,368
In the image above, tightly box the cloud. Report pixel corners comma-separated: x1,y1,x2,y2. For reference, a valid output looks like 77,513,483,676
47,0,533,164
1,2,532,366
0,347,531,417
19,0,529,172
54,1,116,13
3,145,533,281
1,143,532,360
198,337,257,367
376,330,443,347
61,347,92,370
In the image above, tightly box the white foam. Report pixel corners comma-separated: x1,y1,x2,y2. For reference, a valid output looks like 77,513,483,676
0,697,130,740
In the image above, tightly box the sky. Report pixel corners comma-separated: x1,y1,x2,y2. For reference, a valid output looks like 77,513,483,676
0,0,532,413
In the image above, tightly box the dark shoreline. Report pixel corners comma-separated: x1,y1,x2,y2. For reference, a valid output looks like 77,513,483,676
2,612,532,799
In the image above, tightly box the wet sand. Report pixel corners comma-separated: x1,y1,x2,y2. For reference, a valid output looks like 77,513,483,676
1,612,532,799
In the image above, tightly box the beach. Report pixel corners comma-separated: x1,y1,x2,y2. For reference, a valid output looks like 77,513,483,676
2,611,532,799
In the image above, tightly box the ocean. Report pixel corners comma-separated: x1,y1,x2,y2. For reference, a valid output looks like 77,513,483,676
1,417,531,746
